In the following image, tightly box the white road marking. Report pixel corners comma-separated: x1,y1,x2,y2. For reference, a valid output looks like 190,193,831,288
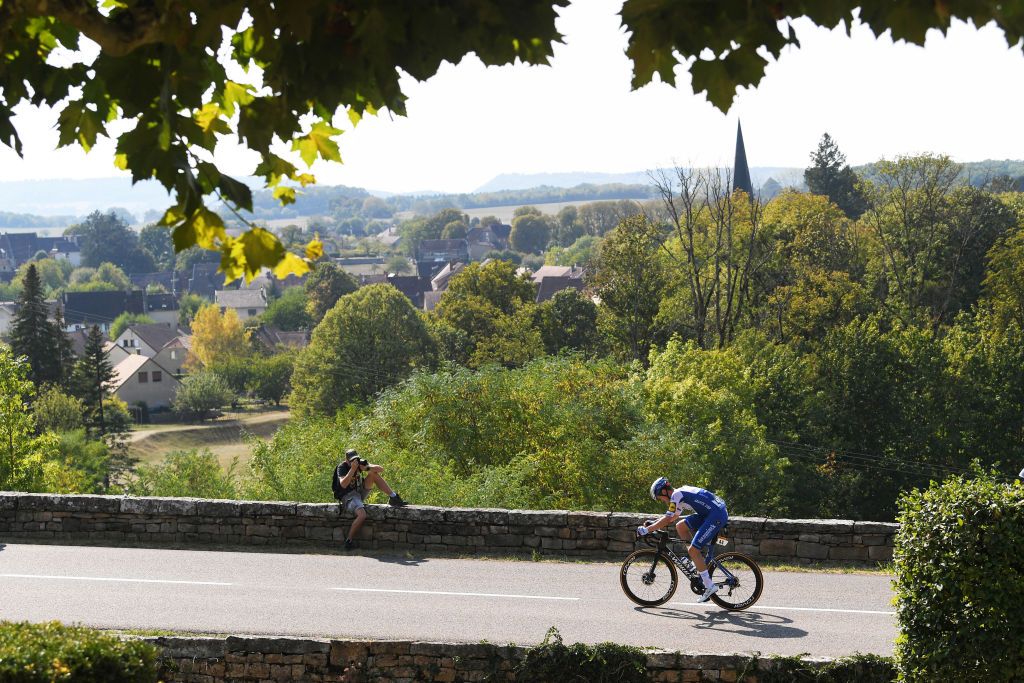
331,587,579,601
673,601,894,615
1,574,232,586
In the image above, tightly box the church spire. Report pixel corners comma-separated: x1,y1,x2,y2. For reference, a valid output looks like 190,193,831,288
733,120,753,197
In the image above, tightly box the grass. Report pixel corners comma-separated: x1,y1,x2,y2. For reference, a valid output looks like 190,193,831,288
128,408,289,469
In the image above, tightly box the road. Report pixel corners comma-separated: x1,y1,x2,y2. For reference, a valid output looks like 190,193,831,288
0,543,896,657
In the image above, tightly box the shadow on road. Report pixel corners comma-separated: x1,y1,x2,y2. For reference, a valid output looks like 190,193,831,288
636,606,808,640
0,543,5,552
372,554,428,567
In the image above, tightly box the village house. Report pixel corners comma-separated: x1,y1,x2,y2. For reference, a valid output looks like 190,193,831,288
109,354,181,410
215,288,268,321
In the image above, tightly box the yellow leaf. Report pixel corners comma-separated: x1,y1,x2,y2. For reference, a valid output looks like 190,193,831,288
291,120,342,166
304,236,324,261
114,153,128,170
194,103,227,133
191,208,227,249
272,252,311,279
221,81,254,117
273,185,296,205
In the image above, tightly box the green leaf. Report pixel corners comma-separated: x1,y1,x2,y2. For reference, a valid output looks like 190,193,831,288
217,174,253,212
56,101,104,152
292,120,343,166
221,81,254,117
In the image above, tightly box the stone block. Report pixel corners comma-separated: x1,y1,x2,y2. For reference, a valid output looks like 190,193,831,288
156,498,198,516
236,500,296,517
446,508,509,525
0,494,17,510
759,539,797,556
854,521,899,534
195,500,242,517
609,512,648,527
508,509,567,526
869,545,894,561
567,510,610,528
762,518,855,535
796,541,830,560
151,637,227,659
829,546,869,561
295,503,337,518
861,534,889,546
120,497,164,515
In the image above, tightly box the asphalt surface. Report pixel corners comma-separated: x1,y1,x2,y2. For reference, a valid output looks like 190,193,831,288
0,543,897,657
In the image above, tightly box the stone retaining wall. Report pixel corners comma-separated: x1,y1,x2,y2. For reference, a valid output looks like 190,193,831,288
0,493,897,564
152,635,849,682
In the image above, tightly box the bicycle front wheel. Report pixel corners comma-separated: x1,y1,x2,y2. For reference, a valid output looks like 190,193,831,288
620,549,678,606
708,551,763,611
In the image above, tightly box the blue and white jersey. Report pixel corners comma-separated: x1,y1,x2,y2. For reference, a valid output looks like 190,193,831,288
665,485,727,519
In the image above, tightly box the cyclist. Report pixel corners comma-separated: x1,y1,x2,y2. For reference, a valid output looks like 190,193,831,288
637,477,728,603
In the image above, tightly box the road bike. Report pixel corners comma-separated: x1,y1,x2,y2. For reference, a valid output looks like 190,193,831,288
619,526,763,611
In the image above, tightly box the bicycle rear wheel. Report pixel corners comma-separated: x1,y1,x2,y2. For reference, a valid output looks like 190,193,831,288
708,551,763,611
620,549,678,606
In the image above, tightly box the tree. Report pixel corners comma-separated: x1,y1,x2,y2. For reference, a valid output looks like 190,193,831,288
650,167,772,349
510,213,551,254
70,326,115,436
109,312,157,340
14,257,72,295
0,348,58,492
588,215,667,363
72,211,154,273
290,284,436,417
982,224,1024,332
2,1,1017,278
177,292,207,328
172,372,234,421
441,220,468,240
303,262,358,325
187,304,250,369
138,223,176,271
249,353,296,406
9,264,64,386
804,133,867,219
385,255,413,275
536,288,600,356
261,286,312,331
128,449,238,498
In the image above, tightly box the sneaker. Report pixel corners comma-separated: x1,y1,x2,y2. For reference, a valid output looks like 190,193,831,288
388,494,408,508
343,538,355,551
697,582,719,603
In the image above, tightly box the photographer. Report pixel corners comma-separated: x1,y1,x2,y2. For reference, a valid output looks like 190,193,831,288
334,448,408,550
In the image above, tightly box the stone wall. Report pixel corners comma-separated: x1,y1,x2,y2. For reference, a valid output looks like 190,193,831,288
152,635,855,682
0,493,897,564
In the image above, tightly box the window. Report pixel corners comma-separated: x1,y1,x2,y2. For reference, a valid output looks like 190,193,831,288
152,371,162,382
247,309,257,317
138,371,148,383
170,350,177,359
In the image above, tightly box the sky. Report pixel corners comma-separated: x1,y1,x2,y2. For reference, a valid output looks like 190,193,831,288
1,0,1023,195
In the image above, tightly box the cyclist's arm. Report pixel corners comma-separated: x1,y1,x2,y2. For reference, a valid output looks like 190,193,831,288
643,514,677,533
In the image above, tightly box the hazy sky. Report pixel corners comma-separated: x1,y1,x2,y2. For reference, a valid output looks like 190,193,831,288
1,0,1022,194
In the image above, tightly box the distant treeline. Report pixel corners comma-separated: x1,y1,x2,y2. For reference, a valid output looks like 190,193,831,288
856,159,1024,188
0,211,76,229
234,182,658,223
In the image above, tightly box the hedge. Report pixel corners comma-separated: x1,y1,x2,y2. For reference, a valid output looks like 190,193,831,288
0,621,158,682
893,473,1024,681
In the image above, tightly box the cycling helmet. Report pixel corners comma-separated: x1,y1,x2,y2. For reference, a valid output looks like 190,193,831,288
649,476,670,500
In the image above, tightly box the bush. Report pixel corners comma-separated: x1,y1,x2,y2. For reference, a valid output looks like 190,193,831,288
127,449,238,499
515,627,647,683
172,371,233,420
0,621,158,682
893,471,1024,681
33,385,86,432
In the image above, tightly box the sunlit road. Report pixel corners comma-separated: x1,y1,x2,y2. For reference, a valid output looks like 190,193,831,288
0,543,896,657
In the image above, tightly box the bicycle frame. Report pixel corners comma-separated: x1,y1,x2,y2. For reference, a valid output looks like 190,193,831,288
641,529,740,589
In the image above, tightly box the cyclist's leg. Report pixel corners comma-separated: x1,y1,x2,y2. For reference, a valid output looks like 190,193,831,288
688,511,726,573
675,513,699,542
